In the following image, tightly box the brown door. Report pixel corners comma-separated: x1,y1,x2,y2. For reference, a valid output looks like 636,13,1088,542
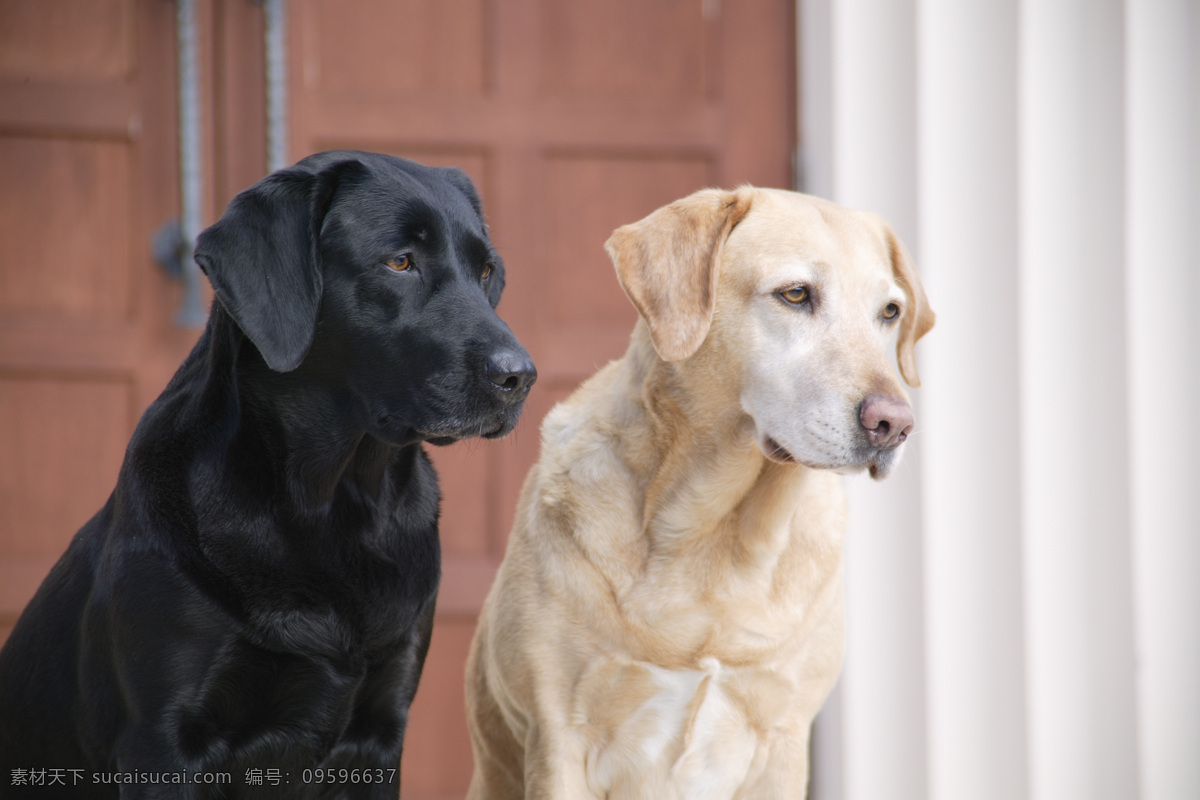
286,1,795,796
0,0,270,644
0,0,793,796
0,0,188,642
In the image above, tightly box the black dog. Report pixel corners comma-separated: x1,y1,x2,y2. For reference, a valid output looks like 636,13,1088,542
0,151,535,798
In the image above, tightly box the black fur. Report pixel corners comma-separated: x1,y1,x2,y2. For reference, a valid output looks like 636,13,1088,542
0,151,535,798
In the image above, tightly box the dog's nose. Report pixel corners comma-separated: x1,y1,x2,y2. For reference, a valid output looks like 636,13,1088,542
486,349,537,398
859,394,914,449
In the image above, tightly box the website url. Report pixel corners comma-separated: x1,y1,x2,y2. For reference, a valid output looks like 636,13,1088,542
9,769,232,787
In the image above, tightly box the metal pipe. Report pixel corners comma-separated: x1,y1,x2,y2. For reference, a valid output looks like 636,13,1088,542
263,0,288,172
174,0,208,326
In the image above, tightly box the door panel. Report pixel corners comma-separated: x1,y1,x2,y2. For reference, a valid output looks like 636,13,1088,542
0,0,133,83
0,136,133,319
540,0,710,99
402,619,478,799
304,0,489,96
0,377,133,554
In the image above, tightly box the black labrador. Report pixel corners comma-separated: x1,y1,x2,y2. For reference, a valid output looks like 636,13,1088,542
0,151,535,798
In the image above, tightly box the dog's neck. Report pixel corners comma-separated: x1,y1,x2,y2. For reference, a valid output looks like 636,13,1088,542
208,312,410,519
618,326,813,556
279,419,397,516
571,326,842,664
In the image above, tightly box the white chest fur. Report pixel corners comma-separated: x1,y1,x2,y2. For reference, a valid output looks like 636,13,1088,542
577,658,782,800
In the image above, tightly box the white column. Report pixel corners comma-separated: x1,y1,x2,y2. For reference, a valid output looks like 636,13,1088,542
1126,2,1200,799
916,3,1029,800
1018,2,1138,799
802,2,1200,799
819,2,929,800
797,8,840,795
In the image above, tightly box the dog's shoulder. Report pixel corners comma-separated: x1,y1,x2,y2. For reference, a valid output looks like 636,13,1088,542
520,358,647,545
88,334,442,651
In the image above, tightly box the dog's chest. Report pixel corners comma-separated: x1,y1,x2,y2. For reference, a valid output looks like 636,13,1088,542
176,638,411,767
574,659,791,800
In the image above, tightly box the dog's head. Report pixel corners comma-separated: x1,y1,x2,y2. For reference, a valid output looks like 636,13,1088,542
194,151,535,445
606,187,934,480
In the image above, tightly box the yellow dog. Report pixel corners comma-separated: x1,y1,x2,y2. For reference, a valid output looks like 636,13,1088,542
466,187,934,799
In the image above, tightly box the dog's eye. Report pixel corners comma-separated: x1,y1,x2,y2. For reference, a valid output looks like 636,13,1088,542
385,254,413,272
882,303,901,321
481,262,494,282
780,286,810,305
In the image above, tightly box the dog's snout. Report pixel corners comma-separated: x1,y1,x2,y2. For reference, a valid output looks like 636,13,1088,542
486,349,537,397
859,394,914,449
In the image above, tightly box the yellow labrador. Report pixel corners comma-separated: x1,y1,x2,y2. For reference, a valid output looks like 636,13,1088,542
465,187,934,799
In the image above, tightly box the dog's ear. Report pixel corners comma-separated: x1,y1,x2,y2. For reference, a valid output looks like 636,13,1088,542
605,188,752,362
194,158,366,372
883,225,935,387
440,167,485,220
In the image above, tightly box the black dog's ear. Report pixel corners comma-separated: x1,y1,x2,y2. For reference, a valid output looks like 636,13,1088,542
440,167,484,220
194,158,365,372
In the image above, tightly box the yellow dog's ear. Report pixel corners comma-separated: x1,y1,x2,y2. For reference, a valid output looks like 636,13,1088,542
883,225,935,387
605,188,752,362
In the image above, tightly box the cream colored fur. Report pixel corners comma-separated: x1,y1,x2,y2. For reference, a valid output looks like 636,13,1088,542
465,187,934,799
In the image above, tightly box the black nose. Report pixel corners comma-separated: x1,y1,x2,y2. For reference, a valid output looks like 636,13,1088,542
486,348,537,399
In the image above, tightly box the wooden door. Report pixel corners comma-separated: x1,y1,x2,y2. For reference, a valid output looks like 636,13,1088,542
0,0,272,644
0,0,184,642
0,1,793,795
286,1,795,796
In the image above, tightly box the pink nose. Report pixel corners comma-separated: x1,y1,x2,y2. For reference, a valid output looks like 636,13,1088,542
859,395,914,449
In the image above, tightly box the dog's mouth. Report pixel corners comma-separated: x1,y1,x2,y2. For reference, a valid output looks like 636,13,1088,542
760,436,841,470
762,437,797,465
866,450,900,480
419,411,518,446
759,427,901,480
761,434,891,477
481,417,511,439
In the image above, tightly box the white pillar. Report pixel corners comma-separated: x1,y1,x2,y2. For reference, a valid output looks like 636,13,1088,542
916,3,1029,800
1126,2,1200,799
1018,2,1139,799
807,2,929,800
800,2,1199,799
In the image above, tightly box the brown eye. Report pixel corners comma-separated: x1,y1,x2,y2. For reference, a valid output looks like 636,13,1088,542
781,286,810,305
481,262,493,282
385,254,412,272
882,303,901,321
